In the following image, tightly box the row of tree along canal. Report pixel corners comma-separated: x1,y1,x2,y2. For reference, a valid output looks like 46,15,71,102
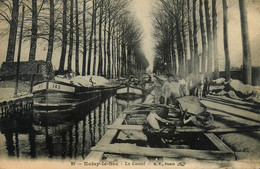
152,0,252,85
1,0,149,79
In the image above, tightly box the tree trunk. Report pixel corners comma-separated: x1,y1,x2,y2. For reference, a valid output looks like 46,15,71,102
29,0,38,61
239,0,252,85
103,17,107,77
92,1,97,75
222,0,230,81
212,0,219,78
187,0,194,75
82,0,87,75
75,0,80,75
112,33,115,78
87,0,95,75
6,0,19,62
181,0,187,77
116,29,120,77
199,0,207,73
46,0,54,62
170,32,177,75
204,0,212,74
59,0,68,72
68,0,74,72
176,20,183,76
121,41,126,77
127,47,131,76
15,5,25,96
107,8,111,78
97,0,103,76
193,0,199,77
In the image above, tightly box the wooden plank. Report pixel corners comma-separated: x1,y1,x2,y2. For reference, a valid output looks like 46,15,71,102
108,125,143,131
122,110,150,114
117,130,147,141
107,125,260,133
173,126,260,133
86,114,127,162
91,144,235,160
130,103,177,109
204,132,234,153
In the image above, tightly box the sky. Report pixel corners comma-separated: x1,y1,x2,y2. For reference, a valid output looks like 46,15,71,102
129,0,155,71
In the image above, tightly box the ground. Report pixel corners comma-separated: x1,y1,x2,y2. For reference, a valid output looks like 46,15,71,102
201,95,260,160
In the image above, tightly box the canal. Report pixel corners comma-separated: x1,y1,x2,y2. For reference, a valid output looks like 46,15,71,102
0,94,149,159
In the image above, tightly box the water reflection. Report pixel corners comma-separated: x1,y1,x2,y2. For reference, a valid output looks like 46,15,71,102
0,94,148,159
0,94,116,159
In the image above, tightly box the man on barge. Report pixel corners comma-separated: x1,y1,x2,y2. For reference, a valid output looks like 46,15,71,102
143,110,176,147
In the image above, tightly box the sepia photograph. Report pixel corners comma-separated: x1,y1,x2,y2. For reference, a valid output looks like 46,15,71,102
0,0,259,168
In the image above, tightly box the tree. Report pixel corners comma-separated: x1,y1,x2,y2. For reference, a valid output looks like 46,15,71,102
5,0,19,62
15,5,25,96
97,0,104,76
103,16,107,76
107,0,111,78
239,0,252,84
193,0,199,77
199,0,206,73
58,0,68,72
68,0,74,72
87,0,96,75
204,0,213,74
181,0,188,77
46,0,55,62
187,0,194,74
29,0,38,61
152,0,182,75
222,0,230,81
75,0,80,75
212,0,219,78
82,0,87,75
92,0,97,75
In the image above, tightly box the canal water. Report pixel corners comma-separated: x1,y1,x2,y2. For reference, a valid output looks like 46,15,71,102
0,94,149,160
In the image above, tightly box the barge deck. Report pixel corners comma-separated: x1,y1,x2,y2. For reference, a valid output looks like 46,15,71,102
86,104,260,162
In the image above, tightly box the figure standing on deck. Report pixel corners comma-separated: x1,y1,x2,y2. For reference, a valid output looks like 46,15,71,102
161,74,183,105
198,74,205,99
203,74,212,98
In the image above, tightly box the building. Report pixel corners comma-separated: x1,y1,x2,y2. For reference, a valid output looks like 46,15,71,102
0,60,54,81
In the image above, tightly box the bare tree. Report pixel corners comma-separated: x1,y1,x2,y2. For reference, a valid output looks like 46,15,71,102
204,0,212,74
212,0,219,78
187,0,194,74
222,0,230,81
87,0,96,75
193,0,199,77
46,0,55,62
68,0,74,72
58,0,68,72
239,0,252,84
97,0,104,76
5,0,19,62
199,0,206,73
28,0,38,61
181,0,188,77
103,16,107,76
107,0,111,78
15,5,25,96
75,0,80,75
92,0,97,75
